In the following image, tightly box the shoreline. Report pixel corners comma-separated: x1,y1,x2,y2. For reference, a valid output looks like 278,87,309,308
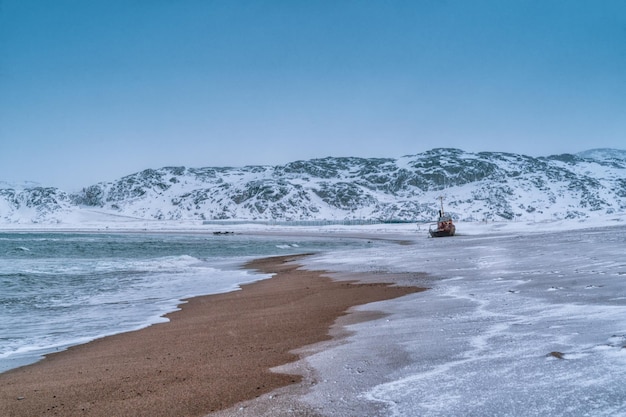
3,213,626,241
0,254,422,417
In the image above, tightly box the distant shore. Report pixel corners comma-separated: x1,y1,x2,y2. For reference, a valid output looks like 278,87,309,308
0,254,422,417
1,213,623,237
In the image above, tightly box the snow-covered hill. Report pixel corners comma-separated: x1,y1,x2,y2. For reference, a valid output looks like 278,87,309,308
1,148,625,225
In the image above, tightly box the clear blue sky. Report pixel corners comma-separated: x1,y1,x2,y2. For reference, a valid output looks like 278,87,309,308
1,0,625,190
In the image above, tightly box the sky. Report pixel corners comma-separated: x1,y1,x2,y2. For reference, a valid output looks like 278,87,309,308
1,0,625,190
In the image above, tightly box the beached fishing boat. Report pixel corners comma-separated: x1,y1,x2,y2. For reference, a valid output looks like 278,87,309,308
429,197,456,237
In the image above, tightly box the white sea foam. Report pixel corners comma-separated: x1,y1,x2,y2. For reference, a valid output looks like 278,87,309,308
0,261,262,373
0,232,371,374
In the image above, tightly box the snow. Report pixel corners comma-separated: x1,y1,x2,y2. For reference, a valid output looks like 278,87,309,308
287,219,626,416
3,148,625,224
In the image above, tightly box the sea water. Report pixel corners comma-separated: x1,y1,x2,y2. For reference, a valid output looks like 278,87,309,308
0,232,370,373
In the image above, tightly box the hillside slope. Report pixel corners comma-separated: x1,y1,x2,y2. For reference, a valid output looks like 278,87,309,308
1,148,624,224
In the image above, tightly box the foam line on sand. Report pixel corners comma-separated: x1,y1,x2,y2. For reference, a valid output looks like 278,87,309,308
0,254,422,417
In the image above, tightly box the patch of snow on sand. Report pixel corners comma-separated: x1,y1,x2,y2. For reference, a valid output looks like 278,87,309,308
296,221,626,417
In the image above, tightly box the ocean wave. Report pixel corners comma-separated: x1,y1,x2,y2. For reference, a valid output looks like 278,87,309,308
275,243,301,249
0,232,370,375
0,254,209,278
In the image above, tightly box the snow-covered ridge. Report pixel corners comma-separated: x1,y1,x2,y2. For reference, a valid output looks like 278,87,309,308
1,148,625,225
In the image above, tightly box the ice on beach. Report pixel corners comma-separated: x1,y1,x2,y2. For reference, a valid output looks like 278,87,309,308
296,222,626,417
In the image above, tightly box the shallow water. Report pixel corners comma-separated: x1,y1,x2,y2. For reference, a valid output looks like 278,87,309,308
0,232,374,373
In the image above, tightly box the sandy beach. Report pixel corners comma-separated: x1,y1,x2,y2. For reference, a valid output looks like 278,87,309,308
0,253,421,417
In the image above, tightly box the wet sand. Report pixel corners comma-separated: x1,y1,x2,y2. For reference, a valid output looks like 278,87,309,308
0,254,421,417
